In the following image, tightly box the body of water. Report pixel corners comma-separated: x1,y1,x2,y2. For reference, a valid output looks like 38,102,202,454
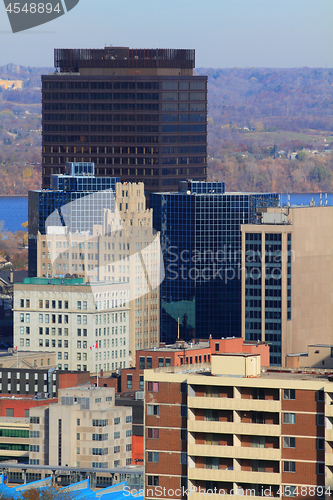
0,192,332,235
0,196,28,233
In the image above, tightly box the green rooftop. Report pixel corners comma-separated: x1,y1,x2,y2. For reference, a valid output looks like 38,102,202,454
23,277,85,286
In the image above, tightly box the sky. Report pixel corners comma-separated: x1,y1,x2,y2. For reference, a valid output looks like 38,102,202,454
0,0,332,68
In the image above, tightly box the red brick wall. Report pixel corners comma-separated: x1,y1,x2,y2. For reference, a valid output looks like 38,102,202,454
58,372,90,389
0,397,57,417
282,413,322,437
145,381,186,500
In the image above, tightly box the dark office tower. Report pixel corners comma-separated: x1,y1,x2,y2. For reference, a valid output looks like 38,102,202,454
28,162,119,276
150,181,279,343
41,47,207,200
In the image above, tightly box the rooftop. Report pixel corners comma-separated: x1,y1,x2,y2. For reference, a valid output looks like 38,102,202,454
54,47,195,72
22,277,85,286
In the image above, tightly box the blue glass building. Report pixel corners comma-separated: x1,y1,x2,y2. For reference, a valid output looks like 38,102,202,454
150,181,279,343
28,162,120,277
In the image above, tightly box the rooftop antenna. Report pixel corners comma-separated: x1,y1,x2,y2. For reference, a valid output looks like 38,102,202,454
177,317,180,341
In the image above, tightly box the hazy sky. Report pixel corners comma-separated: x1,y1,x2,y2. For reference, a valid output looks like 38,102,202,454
0,0,332,68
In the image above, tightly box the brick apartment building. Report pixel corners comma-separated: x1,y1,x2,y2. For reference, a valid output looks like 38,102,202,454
121,337,269,393
144,353,333,500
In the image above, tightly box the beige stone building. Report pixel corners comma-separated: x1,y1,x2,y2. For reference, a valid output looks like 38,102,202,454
29,386,132,468
241,205,333,366
36,182,161,357
13,277,130,373
286,344,333,369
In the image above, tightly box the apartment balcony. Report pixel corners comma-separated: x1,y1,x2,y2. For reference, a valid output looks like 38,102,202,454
325,404,333,417
188,493,279,500
326,454,333,466
188,396,280,413
188,443,281,461
188,420,281,437
326,429,333,442
188,467,281,485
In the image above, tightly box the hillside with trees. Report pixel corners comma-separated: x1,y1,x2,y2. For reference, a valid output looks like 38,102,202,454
0,65,333,194
0,64,51,194
196,67,333,192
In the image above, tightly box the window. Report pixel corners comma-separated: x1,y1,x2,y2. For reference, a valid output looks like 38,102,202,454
318,390,325,402
114,446,121,453
251,436,265,448
147,476,159,486
126,415,132,423
181,406,187,418
158,358,164,368
181,429,187,441
204,409,218,421
139,357,145,370
283,486,296,497
205,457,219,469
283,461,296,472
317,414,325,426
180,453,187,464
147,428,159,439
318,463,325,475
147,405,159,416
283,437,295,448
317,438,325,450
283,413,295,424
165,358,171,367
147,357,152,369
147,381,159,392
283,389,295,400
114,417,120,425
127,375,132,390
147,452,159,463
252,388,265,400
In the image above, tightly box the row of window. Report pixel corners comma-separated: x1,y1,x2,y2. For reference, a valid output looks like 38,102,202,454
43,91,206,101
45,81,206,90
20,299,69,309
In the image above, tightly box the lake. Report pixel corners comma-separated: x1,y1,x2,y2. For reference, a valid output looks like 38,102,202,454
0,196,28,234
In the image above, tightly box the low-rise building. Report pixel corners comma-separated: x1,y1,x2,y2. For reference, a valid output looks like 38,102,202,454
121,337,269,393
29,386,132,468
286,344,333,369
0,417,29,463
